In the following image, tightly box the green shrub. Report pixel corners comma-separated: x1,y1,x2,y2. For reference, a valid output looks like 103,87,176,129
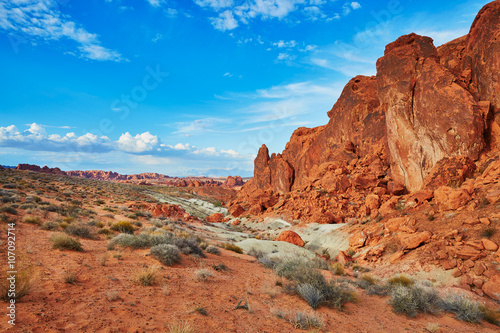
480,305,500,326
0,206,17,215
389,274,414,287
50,233,83,251
331,262,344,276
247,247,266,259
23,215,41,225
389,285,441,318
441,293,483,323
111,221,135,234
290,312,323,330
223,243,243,253
40,221,59,230
0,267,37,301
205,245,221,255
65,224,94,239
150,244,181,266
134,267,159,286
297,283,323,309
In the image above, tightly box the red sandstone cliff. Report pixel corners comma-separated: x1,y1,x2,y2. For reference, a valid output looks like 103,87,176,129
230,0,500,222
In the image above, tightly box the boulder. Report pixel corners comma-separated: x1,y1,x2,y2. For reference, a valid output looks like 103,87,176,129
365,194,380,210
206,213,224,223
228,204,245,218
276,230,305,247
398,231,432,250
434,186,472,211
482,274,500,301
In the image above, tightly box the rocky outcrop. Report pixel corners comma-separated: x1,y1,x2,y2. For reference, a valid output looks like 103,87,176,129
377,33,485,192
206,213,224,223
232,1,500,222
16,163,66,175
276,230,305,247
222,176,244,188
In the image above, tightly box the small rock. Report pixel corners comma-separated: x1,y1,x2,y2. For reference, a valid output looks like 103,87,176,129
480,217,491,225
337,251,354,266
473,278,484,289
481,239,499,251
389,250,405,263
464,260,475,268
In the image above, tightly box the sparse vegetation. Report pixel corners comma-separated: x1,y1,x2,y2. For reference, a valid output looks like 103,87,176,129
64,271,78,284
167,321,194,333
389,284,441,318
110,221,135,234
65,223,94,239
23,215,41,225
223,243,243,254
50,233,83,251
194,269,213,283
389,274,414,287
482,227,496,239
290,312,323,330
0,267,37,301
134,266,159,286
150,244,181,266
205,245,221,255
441,293,483,323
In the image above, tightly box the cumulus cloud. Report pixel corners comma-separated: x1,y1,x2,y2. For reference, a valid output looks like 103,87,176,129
0,0,126,62
210,10,238,31
117,132,159,153
0,123,252,165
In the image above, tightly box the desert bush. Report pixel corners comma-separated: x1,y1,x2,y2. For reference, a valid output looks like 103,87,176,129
111,221,135,234
441,293,483,323
174,237,205,257
389,274,414,287
480,305,500,326
23,215,41,225
0,206,17,215
150,244,181,266
134,266,159,286
331,262,344,276
50,233,83,251
223,243,243,254
482,227,496,239
205,245,220,255
65,224,94,239
40,221,59,230
290,312,323,330
195,269,213,283
389,284,441,318
167,321,193,333
64,271,77,284
297,283,323,309
248,247,266,259
0,267,37,301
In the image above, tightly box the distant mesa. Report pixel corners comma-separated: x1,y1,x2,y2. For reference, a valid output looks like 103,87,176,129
13,163,244,188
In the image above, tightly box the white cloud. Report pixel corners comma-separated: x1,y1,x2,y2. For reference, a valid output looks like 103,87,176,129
165,8,178,17
0,0,126,62
272,40,297,48
117,132,159,153
193,147,219,156
152,33,163,43
146,0,166,8
223,72,234,77
351,2,361,10
26,123,46,136
221,149,241,158
194,0,234,10
210,10,238,31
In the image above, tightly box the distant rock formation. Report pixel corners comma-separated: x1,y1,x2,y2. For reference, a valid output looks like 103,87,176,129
230,1,500,222
14,163,244,188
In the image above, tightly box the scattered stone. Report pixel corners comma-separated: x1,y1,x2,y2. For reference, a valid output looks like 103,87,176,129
481,239,499,251
434,186,472,211
480,217,491,225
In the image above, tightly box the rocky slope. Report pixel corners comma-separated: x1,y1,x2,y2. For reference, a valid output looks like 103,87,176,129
230,0,500,223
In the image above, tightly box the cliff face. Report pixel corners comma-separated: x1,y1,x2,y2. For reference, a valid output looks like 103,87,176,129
231,0,500,222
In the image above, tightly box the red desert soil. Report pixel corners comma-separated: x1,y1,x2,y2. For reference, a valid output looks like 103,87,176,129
1,221,499,333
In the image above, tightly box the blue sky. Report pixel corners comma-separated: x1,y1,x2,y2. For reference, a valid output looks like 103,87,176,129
0,0,490,176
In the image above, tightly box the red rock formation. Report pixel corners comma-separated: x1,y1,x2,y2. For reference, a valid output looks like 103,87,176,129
423,156,476,190
276,230,305,247
222,176,244,188
206,213,224,223
377,33,485,192
16,164,65,175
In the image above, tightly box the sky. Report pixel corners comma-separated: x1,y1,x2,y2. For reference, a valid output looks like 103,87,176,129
0,0,491,177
